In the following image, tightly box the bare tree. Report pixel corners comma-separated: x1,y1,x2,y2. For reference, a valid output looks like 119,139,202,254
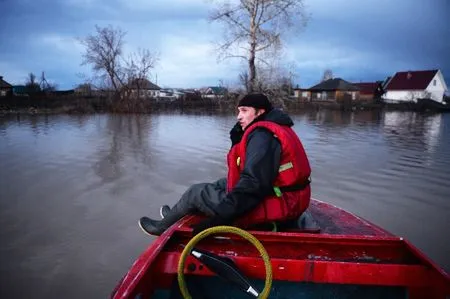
235,59,296,109
210,0,308,92
239,70,250,92
255,63,291,108
80,25,158,107
321,69,333,82
125,48,159,98
26,72,37,85
254,54,296,94
25,73,41,93
125,48,158,81
80,25,127,92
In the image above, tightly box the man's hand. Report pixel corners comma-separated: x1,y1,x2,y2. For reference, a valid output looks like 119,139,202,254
230,122,243,146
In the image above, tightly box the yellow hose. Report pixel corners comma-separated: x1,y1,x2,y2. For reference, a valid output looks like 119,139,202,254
177,225,272,299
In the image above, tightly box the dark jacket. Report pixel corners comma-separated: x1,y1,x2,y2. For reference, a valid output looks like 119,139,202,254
215,108,295,221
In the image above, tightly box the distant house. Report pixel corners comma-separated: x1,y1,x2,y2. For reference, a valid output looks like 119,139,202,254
307,78,360,102
382,69,448,103
201,86,228,99
13,85,28,96
159,88,175,99
126,78,161,98
352,82,384,101
159,88,185,100
74,83,96,97
0,76,13,97
293,88,311,102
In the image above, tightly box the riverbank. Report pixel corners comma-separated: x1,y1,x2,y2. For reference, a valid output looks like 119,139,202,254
0,94,238,115
1,94,449,115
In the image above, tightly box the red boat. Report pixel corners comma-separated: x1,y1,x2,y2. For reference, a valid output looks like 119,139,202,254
111,199,450,298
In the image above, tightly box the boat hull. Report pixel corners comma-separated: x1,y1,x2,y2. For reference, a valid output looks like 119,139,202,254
112,199,450,298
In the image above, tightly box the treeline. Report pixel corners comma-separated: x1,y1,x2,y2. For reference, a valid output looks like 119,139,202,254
0,93,244,114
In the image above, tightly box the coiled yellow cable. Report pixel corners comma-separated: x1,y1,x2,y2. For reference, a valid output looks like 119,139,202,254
177,226,272,299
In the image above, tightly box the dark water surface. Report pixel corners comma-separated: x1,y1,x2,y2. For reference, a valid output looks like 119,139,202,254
0,110,449,298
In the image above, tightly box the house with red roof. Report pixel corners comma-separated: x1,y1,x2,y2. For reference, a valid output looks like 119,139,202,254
352,81,384,102
382,69,448,104
304,78,360,102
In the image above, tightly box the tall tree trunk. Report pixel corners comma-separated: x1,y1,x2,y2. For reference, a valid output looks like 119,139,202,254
248,46,256,93
248,11,257,93
109,71,118,92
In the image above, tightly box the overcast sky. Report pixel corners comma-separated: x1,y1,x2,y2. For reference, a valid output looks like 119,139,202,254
1,0,449,89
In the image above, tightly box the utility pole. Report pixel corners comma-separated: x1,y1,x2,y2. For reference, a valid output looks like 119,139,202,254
40,71,50,91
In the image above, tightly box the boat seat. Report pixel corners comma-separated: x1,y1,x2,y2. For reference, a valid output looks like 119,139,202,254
248,210,321,233
280,210,321,233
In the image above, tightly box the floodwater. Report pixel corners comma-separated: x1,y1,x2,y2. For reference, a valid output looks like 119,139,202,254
0,110,449,298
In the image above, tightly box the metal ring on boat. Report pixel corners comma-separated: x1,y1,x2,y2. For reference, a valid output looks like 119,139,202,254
177,225,273,299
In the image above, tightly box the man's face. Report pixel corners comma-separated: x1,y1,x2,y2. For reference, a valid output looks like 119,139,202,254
237,106,265,130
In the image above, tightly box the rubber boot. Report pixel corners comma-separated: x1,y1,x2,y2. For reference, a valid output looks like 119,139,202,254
139,203,188,236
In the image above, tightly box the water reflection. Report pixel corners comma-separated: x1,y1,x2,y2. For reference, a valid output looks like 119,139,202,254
93,115,153,183
424,114,442,153
382,112,443,168
306,110,382,128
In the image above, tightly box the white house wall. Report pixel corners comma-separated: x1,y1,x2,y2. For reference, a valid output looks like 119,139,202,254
382,90,428,103
425,71,447,103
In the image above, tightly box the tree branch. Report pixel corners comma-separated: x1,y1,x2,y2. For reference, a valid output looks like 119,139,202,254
211,6,250,34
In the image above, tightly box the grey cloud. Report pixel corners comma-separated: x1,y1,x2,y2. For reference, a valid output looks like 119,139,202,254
1,0,448,89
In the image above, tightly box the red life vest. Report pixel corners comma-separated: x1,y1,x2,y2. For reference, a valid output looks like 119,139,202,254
227,120,311,227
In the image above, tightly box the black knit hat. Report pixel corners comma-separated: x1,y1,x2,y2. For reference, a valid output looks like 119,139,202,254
238,93,273,111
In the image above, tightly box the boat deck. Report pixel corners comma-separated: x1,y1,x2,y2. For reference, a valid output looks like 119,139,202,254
307,200,392,236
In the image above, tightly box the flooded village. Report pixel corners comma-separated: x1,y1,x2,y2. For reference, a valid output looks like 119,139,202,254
0,68,449,114
1,0,449,298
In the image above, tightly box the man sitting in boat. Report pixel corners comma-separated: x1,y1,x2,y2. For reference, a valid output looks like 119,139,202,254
139,93,312,236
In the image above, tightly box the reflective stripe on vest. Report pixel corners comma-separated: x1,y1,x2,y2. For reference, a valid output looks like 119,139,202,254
273,161,294,197
279,162,293,172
